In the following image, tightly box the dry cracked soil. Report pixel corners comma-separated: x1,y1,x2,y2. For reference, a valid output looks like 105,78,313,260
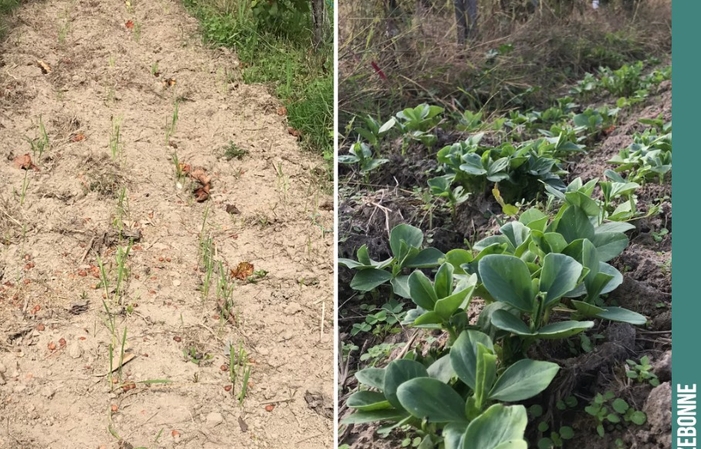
0,1,334,448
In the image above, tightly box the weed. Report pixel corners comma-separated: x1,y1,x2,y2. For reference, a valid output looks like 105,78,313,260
165,100,180,145
625,356,660,386
25,116,50,160
109,116,123,159
183,346,212,365
17,171,29,206
585,391,647,437
223,142,249,160
226,341,252,404
113,187,130,232
133,20,141,42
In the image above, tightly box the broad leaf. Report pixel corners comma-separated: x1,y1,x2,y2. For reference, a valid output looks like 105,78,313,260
474,344,498,410
444,423,468,449
355,368,385,390
384,360,430,411
340,409,408,425
591,232,628,262
557,206,595,242
489,360,559,402
397,378,468,423
462,404,528,449
490,310,533,336
539,253,583,307
350,269,392,291
427,355,455,383
391,275,411,299
596,307,647,325
346,391,392,411
445,249,474,274
434,263,455,299
478,255,534,312
536,320,594,339
409,270,439,310
435,286,474,320
451,330,495,390
405,247,445,268
390,224,424,259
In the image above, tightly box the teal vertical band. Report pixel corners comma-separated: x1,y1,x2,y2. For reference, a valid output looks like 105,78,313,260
672,2,698,448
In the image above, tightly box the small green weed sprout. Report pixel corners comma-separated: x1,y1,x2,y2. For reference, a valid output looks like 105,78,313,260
625,356,660,386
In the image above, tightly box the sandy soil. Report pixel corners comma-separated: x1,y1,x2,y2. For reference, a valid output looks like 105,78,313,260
0,1,334,448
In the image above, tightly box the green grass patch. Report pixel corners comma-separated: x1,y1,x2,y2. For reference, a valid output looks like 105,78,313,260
0,0,22,39
182,0,333,165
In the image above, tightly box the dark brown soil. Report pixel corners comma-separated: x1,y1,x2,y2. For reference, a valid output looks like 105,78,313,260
338,77,672,449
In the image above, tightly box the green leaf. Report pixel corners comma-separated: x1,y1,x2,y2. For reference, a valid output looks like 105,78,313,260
565,191,601,217
443,423,468,449
489,359,560,402
391,275,411,299
434,263,455,299
384,360,430,411
355,367,385,390
474,344,498,409
462,404,528,449
427,354,455,383
630,411,647,425
397,378,468,423
409,270,439,310
346,391,392,411
596,307,647,325
570,300,607,316
414,311,443,325
390,224,424,259
338,257,368,269
450,330,495,390
500,222,531,249
591,232,629,262
537,320,594,339
490,310,533,336
612,398,629,414
493,441,528,449
519,208,548,228
559,426,574,439
478,255,534,312
539,254,583,307
435,286,473,320
557,206,595,242
445,249,474,274
350,269,392,291
405,247,445,268
340,409,408,424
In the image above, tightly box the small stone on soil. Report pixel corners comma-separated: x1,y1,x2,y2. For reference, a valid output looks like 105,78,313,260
206,411,224,426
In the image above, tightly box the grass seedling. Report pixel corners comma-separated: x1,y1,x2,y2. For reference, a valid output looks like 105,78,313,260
226,341,252,405
133,20,142,42
200,236,214,299
216,260,235,319
113,186,129,232
114,241,132,304
109,116,123,159
171,152,184,181
151,61,159,76
223,141,249,160
165,100,180,145
18,171,29,206
25,116,50,160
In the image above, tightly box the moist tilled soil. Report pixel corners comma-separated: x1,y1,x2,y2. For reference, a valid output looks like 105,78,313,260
0,1,333,448
338,82,672,448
